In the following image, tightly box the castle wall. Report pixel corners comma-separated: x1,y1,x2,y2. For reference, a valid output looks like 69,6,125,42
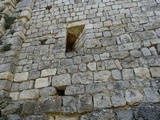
0,0,160,119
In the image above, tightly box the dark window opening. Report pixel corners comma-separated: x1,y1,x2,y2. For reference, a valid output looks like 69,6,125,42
40,39,47,45
66,25,84,52
57,88,65,96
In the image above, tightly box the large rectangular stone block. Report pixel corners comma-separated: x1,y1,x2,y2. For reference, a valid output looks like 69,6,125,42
41,69,56,77
0,72,13,81
14,72,29,82
35,78,49,88
19,89,39,100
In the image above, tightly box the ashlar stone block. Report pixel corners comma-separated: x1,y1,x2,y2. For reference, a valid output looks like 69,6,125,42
14,72,29,82
19,89,39,100
52,74,71,87
144,88,160,102
0,72,14,81
78,94,93,113
134,68,150,79
65,84,84,95
94,93,111,109
150,67,160,77
62,96,77,114
41,69,57,77
35,78,49,89
125,89,143,105
94,70,111,82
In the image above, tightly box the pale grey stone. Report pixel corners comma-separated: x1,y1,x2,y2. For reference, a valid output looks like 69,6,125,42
11,83,19,92
141,48,151,56
40,87,57,97
100,53,110,60
115,109,133,120
111,51,129,59
79,63,87,72
14,72,29,82
134,68,150,78
111,70,121,80
28,71,40,80
149,46,158,55
144,87,160,102
72,72,93,84
62,96,77,114
52,74,71,87
111,91,126,107
0,72,13,81
85,83,106,94
130,50,142,57
78,94,93,113
35,78,49,88
156,28,160,37
94,70,111,82
122,69,134,80
93,93,111,109
118,43,134,51
19,89,39,100
105,60,117,69
150,67,160,77
9,92,19,100
65,84,84,95
87,62,96,71
41,69,56,77
0,80,12,91
67,65,78,73
122,57,139,68
19,81,32,90
125,89,143,105
119,34,132,43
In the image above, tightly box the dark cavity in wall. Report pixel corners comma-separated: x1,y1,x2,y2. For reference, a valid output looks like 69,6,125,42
66,25,84,52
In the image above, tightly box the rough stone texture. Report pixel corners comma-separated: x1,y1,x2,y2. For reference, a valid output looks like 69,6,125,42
88,109,116,120
14,72,29,82
19,89,39,100
0,0,160,119
135,103,160,120
52,74,71,87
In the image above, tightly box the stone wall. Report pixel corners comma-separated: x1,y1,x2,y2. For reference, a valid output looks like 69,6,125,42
0,0,160,119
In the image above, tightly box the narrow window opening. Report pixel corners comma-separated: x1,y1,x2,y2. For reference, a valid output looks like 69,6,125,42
40,39,47,45
66,25,84,52
56,87,66,96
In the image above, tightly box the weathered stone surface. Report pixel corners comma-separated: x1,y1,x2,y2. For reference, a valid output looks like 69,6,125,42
14,72,29,82
55,116,79,120
40,87,57,97
134,68,150,78
85,83,106,94
35,78,49,88
21,101,37,115
19,89,39,100
111,70,122,80
19,81,33,90
130,50,142,57
111,51,129,59
62,96,77,114
1,102,21,116
93,93,111,109
150,67,160,77
141,47,151,56
0,80,12,91
135,103,160,120
28,71,40,80
94,70,111,82
38,96,61,113
147,55,160,66
87,62,96,71
125,89,143,105
65,84,84,95
41,69,56,77
143,87,160,102
88,109,115,120
52,74,71,87
122,57,139,68
0,72,14,81
6,114,21,120
72,72,93,84
115,109,133,120
111,91,126,107
9,92,19,100
78,94,93,113
122,69,134,80
23,115,48,120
